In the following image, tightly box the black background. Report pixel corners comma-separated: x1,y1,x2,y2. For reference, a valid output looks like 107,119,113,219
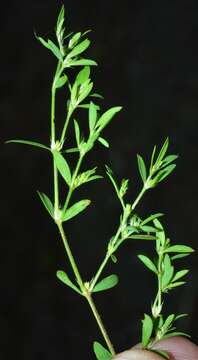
1,0,198,359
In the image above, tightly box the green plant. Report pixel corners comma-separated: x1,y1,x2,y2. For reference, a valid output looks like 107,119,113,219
7,6,194,359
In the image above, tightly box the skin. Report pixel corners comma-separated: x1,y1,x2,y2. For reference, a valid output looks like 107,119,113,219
113,337,198,360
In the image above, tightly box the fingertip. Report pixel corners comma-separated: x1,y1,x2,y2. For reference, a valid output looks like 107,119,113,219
113,348,164,360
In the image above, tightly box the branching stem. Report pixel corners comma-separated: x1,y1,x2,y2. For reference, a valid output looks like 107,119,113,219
50,66,115,356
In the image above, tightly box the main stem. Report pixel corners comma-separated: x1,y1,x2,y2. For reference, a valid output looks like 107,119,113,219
57,222,116,356
51,72,115,356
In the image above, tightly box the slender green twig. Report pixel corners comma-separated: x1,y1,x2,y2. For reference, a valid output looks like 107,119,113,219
60,110,73,145
57,221,115,355
50,59,116,356
63,154,84,213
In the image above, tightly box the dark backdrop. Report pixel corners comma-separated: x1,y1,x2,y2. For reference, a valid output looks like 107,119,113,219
1,0,198,359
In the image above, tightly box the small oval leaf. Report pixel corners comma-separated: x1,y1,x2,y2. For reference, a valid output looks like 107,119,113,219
53,151,72,186
93,274,118,293
142,314,153,347
138,255,158,274
37,191,54,218
166,245,194,253
62,199,91,222
56,270,81,295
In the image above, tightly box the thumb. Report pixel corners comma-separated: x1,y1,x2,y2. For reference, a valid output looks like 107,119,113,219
113,337,198,360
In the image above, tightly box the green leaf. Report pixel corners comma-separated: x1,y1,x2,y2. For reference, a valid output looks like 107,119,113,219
92,274,118,292
140,225,158,233
76,66,90,85
163,314,175,331
78,82,93,103
142,314,153,347
156,137,169,165
62,199,91,222
150,145,157,172
6,139,50,151
175,313,188,321
96,107,122,131
162,155,178,167
162,256,174,290
154,164,176,183
56,270,81,295
69,59,97,66
35,34,50,49
64,147,79,153
93,342,112,360
91,92,104,99
56,5,65,35
36,35,63,61
119,178,129,198
67,39,90,59
78,103,100,110
74,120,80,146
172,269,189,282
37,191,54,218
171,254,189,261
68,32,81,49
166,245,194,253
168,281,186,289
98,137,109,148
141,213,163,226
137,154,147,183
53,151,72,186
162,331,191,340
111,254,117,263
55,74,68,89
129,235,156,240
74,167,102,188
89,101,97,133
153,219,166,246
138,255,158,274
47,39,63,61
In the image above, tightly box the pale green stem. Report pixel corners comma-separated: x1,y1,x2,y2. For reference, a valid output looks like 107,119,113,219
91,184,149,290
57,222,84,290
51,74,115,354
90,253,110,291
57,222,115,356
51,87,56,144
131,185,147,211
90,217,125,291
60,108,74,145
157,252,163,312
63,154,84,213
53,158,59,211
86,292,116,356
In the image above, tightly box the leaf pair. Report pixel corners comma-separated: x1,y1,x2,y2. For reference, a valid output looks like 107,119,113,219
37,190,90,223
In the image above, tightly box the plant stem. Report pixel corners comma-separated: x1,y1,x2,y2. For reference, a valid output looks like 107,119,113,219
131,185,147,211
60,108,74,145
57,222,84,290
86,292,116,356
57,222,116,356
91,218,125,291
53,158,59,211
51,87,56,144
90,253,110,291
51,61,115,355
63,154,84,213
157,252,163,313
